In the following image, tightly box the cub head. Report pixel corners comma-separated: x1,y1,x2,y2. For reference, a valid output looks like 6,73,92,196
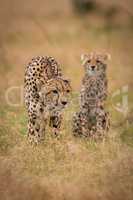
39,78,71,111
81,52,110,77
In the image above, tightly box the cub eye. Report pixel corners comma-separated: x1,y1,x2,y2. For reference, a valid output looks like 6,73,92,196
53,90,58,94
87,60,91,63
96,60,100,63
66,89,70,93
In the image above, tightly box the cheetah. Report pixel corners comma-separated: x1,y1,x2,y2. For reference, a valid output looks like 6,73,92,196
72,52,110,140
24,56,71,144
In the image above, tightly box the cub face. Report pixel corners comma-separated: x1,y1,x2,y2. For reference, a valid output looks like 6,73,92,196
81,52,110,77
39,78,71,111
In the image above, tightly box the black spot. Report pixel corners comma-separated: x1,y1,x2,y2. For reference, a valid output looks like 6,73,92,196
33,115,36,120
53,125,58,128
35,94,39,98
30,130,34,135
53,90,58,94
40,108,43,112
51,116,56,121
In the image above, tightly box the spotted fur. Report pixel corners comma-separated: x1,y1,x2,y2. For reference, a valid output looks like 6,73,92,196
24,56,71,144
72,52,110,140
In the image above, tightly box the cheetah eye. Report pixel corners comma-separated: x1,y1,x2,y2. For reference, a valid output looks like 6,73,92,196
52,90,58,94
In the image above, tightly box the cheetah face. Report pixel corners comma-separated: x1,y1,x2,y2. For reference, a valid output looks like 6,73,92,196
81,52,110,77
39,78,71,111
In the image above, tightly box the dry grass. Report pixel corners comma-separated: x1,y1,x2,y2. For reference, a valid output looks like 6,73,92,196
0,0,133,199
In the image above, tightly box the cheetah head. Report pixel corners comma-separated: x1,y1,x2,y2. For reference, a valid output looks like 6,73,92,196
39,78,71,111
81,52,110,77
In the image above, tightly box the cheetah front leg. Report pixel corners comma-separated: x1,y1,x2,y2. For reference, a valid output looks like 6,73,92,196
28,113,47,145
49,112,62,137
28,118,38,145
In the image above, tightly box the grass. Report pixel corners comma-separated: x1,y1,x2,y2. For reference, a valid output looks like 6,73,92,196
0,0,133,199
0,91,133,199
121,124,133,147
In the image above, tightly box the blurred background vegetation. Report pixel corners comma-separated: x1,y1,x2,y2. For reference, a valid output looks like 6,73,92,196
0,0,133,200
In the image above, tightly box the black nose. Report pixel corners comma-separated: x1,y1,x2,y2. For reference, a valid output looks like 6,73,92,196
91,66,95,70
62,101,67,105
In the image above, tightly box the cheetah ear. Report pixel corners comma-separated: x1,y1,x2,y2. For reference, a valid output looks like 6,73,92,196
36,79,41,91
62,76,70,83
64,79,70,83
38,87,48,102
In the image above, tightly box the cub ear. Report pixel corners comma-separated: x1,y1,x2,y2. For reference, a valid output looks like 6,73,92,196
81,54,89,65
97,53,111,62
103,53,111,61
81,54,85,62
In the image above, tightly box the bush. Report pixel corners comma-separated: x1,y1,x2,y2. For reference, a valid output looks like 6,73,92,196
72,0,97,15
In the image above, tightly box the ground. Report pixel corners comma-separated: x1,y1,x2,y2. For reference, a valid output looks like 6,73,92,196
0,0,133,199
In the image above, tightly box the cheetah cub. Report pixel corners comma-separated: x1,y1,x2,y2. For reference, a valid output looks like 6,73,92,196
72,52,110,140
24,56,71,144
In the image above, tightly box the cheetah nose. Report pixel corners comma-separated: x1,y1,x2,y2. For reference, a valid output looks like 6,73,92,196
91,66,96,70
62,101,67,105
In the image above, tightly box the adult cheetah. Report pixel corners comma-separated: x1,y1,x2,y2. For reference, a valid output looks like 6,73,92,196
72,52,110,140
24,56,71,144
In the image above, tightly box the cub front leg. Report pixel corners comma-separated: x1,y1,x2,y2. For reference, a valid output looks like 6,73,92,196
72,112,83,136
91,110,110,140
